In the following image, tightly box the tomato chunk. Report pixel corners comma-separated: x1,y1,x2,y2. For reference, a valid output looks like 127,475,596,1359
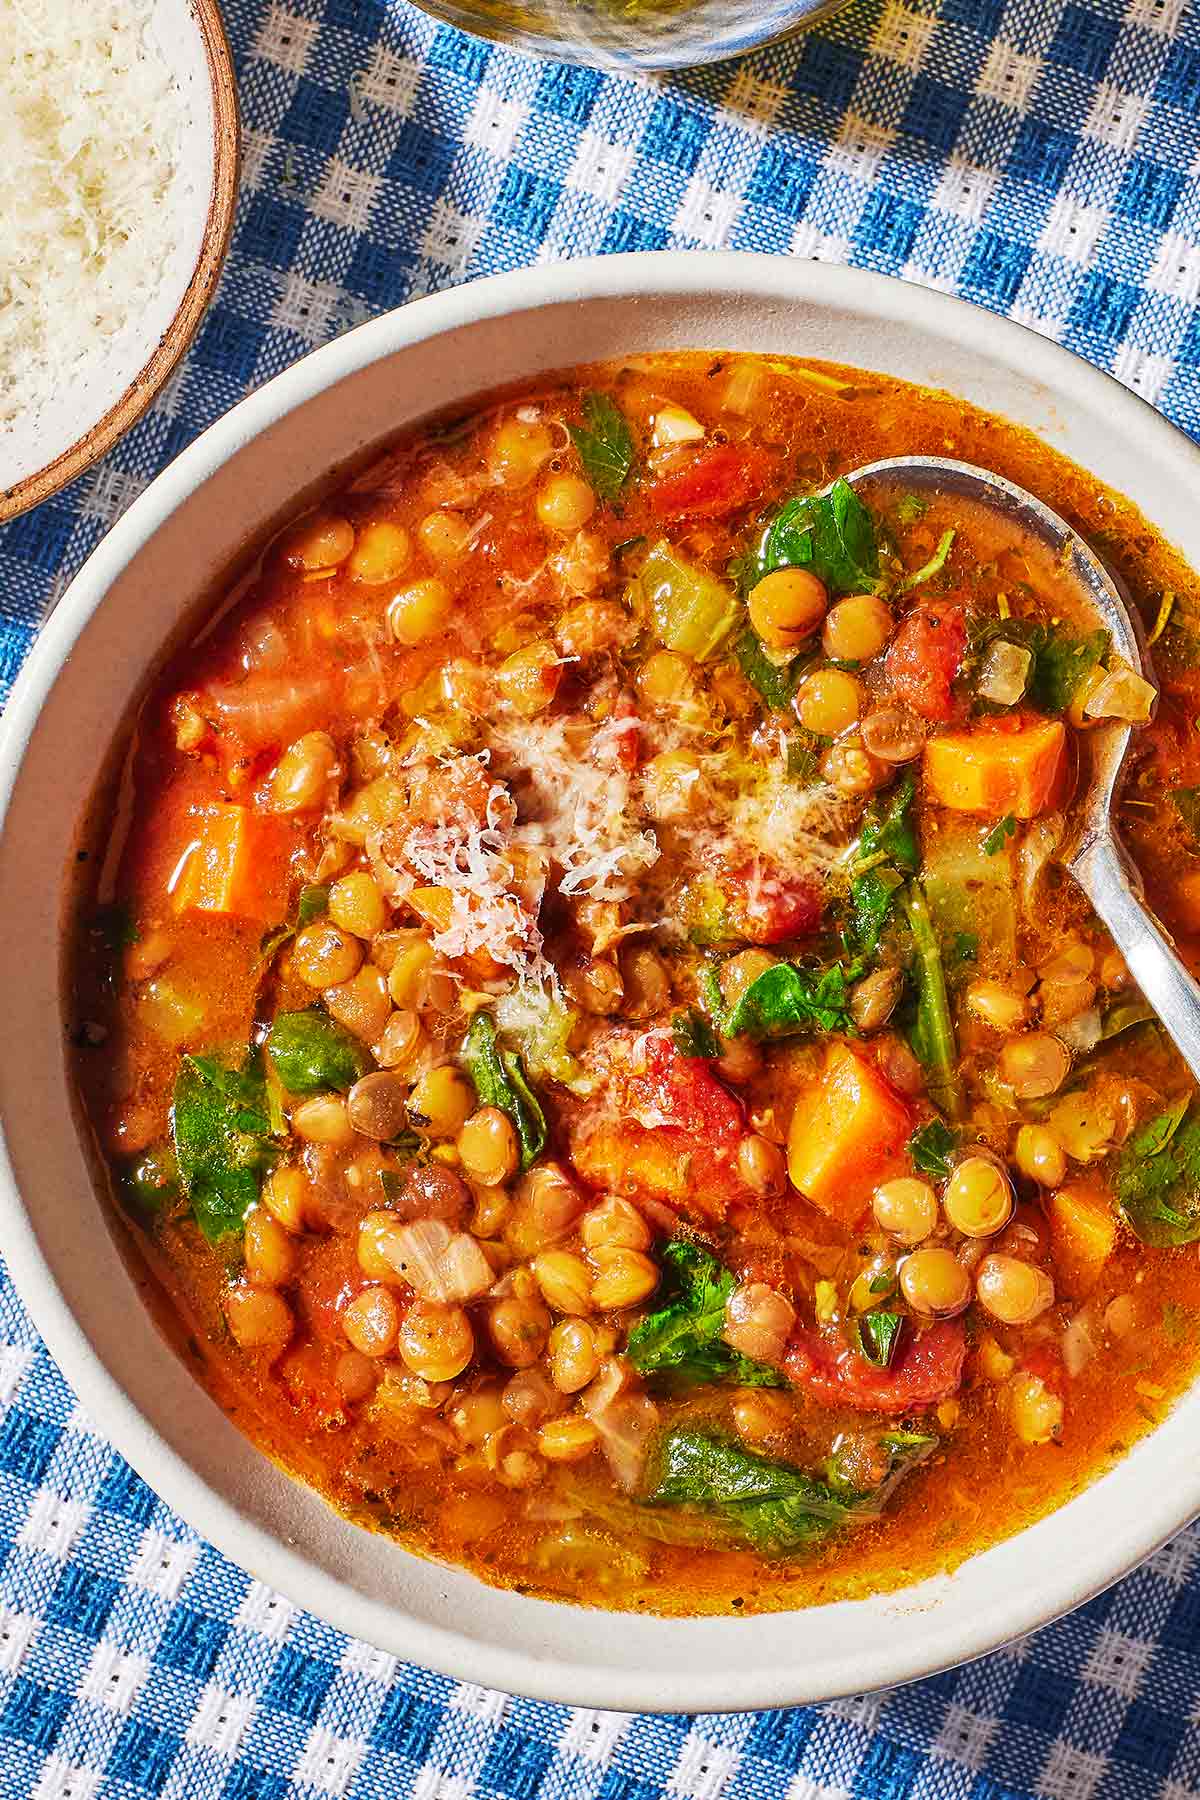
885,604,967,721
619,1033,743,1141
784,1318,967,1412
722,860,823,945
645,445,773,522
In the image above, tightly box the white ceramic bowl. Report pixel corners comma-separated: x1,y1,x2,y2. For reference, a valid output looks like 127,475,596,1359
2,253,1198,1711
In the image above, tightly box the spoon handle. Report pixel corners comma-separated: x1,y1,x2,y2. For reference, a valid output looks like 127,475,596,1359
1070,832,1200,1088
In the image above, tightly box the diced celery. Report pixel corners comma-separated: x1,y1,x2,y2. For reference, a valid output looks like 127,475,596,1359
641,542,740,662
922,820,1017,964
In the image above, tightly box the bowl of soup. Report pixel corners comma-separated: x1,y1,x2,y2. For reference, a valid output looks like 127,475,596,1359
4,253,1200,1709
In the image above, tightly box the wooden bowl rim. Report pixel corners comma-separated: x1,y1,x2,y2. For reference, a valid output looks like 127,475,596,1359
0,0,241,526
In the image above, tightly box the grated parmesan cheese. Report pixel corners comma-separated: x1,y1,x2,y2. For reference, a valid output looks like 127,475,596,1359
0,0,187,427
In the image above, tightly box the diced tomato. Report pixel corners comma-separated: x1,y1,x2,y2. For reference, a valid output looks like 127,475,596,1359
1017,1341,1067,1396
619,1033,744,1142
645,445,774,522
598,691,641,774
570,1033,748,1223
783,1318,967,1413
722,859,823,945
885,603,967,722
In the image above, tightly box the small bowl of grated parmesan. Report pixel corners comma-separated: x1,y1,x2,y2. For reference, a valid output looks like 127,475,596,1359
0,0,238,522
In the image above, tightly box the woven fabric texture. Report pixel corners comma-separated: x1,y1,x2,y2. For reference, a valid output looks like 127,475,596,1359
4,0,1200,1794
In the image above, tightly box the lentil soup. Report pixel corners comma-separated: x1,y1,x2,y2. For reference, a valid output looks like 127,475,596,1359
69,352,1200,1615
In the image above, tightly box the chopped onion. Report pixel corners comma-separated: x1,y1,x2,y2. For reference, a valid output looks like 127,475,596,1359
1083,665,1156,723
581,1359,659,1493
719,360,765,416
650,403,705,448
381,1219,492,1303
977,640,1031,706
1019,813,1064,917
1062,1313,1096,1378
1055,1007,1102,1054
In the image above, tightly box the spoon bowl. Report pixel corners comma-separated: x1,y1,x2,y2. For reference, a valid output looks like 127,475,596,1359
848,454,1200,1088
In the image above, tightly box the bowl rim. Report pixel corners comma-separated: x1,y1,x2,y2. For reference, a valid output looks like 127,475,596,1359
0,0,240,526
4,250,1200,1710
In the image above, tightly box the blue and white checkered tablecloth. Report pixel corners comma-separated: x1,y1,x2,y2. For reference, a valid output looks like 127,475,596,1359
7,0,1200,1794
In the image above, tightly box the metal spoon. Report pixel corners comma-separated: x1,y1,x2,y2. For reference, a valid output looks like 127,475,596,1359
847,454,1200,1088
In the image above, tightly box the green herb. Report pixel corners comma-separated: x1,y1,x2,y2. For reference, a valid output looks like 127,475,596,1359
908,1118,959,1179
645,1428,934,1555
672,1009,721,1060
461,1012,546,1169
1099,996,1156,1041
867,1270,896,1295
266,1009,370,1096
746,477,880,597
858,772,919,875
721,961,855,1041
568,391,636,502
734,627,806,710
627,1241,785,1391
613,534,646,562
1115,1100,1200,1246
1173,789,1200,848
171,1054,276,1243
897,528,955,595
855,1311,903,1368
901,879,962,1119
982,814,1018,856
895,493,928,525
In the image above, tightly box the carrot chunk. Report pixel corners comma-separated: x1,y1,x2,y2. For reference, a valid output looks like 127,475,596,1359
786,1041,913,1225
169,804,289,921
923,716,1067,818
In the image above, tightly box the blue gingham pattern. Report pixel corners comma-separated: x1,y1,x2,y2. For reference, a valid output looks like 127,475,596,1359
6,0,1200,1793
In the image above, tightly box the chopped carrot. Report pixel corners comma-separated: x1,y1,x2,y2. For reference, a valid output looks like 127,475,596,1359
923,716,1067,818
787,1041,913,1226
1048,1184,1116,1297
169,803,291,921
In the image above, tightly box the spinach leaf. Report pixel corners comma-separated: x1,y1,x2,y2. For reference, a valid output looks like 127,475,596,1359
858,772,919,875
845,865,904,961
1029,625,1108,714
982,814,1018,856
748,477,880,597
1173,788,1200,847
722,961,855,1041
266,1009,370,1095
171,1054,276,1243
969,616,1108,716
672,1009,721,1060
842,775,918,960
949,932,979,968
855,1312,903,1369
568,391,635,502
909,1118,959,1179
734,627,806,710
1116,1100,1200,1246
645,1427,935,1555
461,1012,547,1169
627,1240,785,1390
901,880,962,1119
